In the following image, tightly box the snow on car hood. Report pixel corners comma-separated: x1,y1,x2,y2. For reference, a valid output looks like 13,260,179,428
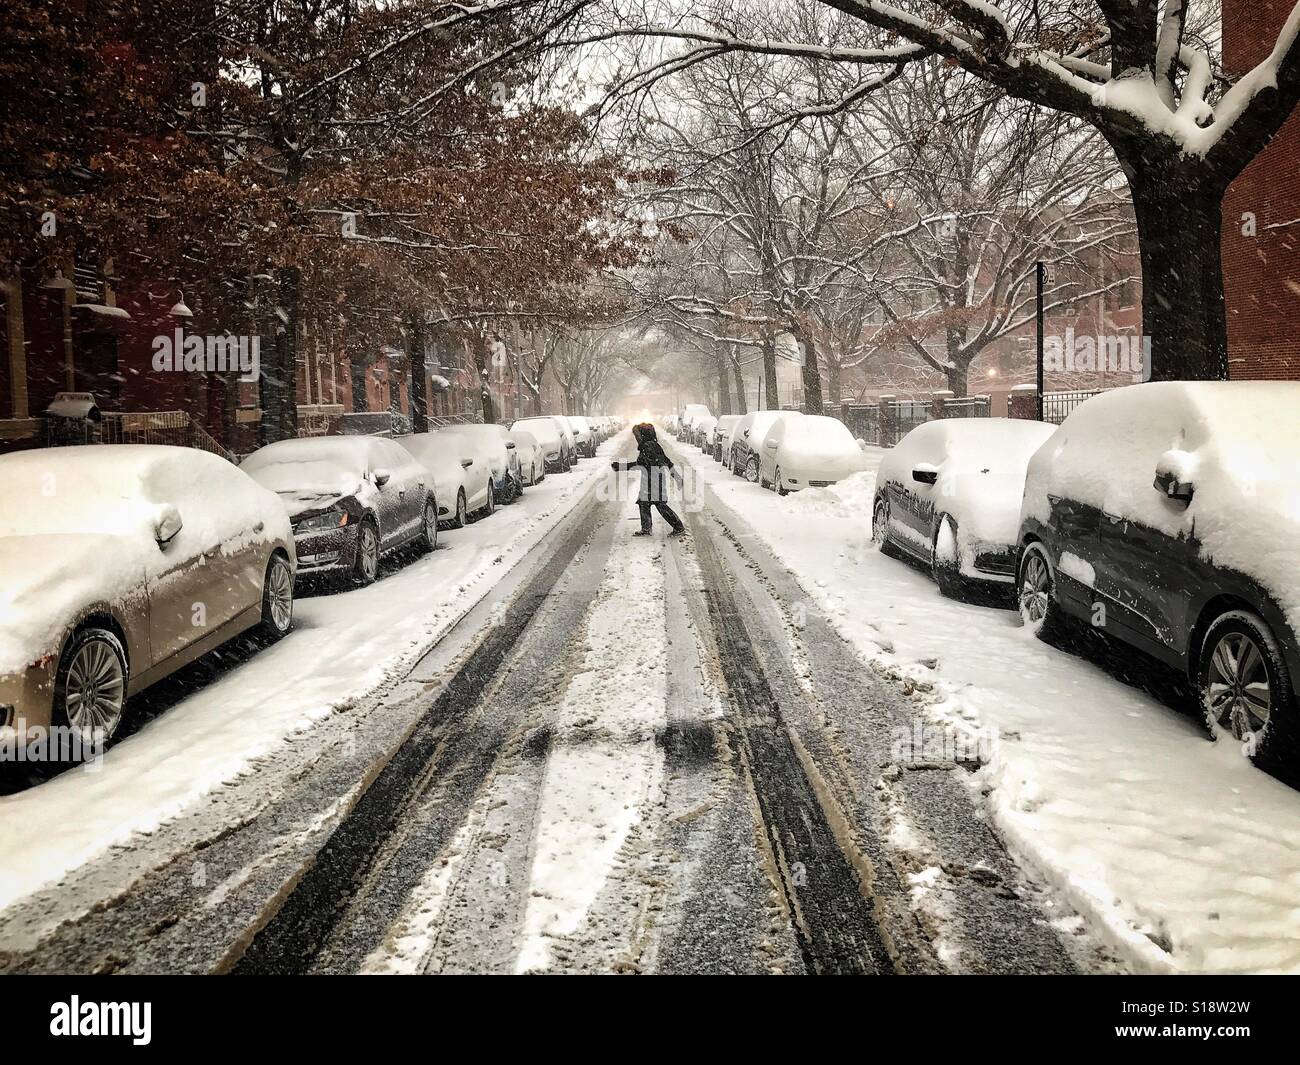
881,419,1056,548
244,462,364,516
0,534,147,675
777,417,869,478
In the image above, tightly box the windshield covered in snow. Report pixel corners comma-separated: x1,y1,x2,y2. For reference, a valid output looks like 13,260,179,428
241,438,369,498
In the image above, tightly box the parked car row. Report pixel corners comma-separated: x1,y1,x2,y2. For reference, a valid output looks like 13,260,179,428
667,404,871,496
871,382,1300,777
0,413,624,754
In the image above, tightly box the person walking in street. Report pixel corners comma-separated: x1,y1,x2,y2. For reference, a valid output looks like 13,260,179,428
611,422,686,536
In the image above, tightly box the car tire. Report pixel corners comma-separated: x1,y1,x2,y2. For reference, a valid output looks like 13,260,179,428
352,518,380,585
872,496,903,561
418,499,438,553
53,626,129,747
259,553,295,640
776,466,788,496
1016,542,1062,640
744,456,760,484
452,489,468,529
930,515,968,599
484,480,496,516
1199,610,1298,773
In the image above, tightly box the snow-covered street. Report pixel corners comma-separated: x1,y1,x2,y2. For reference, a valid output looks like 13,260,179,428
6,423,1300,977
671,440,1300,974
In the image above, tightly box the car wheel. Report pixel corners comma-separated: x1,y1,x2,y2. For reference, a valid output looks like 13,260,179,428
775,466,788,496
259,553,294,639
1016,542,1062,639
53,627,128,745
485,480,496,516
744,456,760,484
453,489,468,528
930,515,968,599
1199,610,1297,770
872,496,902,560
418,499,438,553
352,519,380,585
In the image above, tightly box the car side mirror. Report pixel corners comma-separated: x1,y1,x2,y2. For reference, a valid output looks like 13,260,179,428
1153,469,1194,503
460,458,474,469
1154,449,1196,504
155,505,183,548
373,468,391,488
912,463,939,485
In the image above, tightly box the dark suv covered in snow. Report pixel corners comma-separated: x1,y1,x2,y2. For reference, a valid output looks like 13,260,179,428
1014,382,1300,775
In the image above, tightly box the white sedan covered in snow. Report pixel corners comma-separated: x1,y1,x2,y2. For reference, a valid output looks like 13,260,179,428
873,418,1056,597
0,445,295,747
758,414,869,495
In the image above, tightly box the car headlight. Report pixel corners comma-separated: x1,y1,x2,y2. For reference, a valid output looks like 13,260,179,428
296,508,349,533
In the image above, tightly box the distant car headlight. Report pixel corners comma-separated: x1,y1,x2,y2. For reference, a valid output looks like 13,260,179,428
295,508,349,533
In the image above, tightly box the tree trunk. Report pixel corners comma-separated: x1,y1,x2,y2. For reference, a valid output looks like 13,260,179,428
731,347,748,415
471,333,494,422
260,265,299,444
716,344,732,415
761,329,778,410
790,324,824,414
408,317,428,433
945,361,969,398
1128,175,1230,382
827,358,841,406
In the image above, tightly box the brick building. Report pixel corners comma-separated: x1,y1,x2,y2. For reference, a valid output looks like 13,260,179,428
1222,0,1300,380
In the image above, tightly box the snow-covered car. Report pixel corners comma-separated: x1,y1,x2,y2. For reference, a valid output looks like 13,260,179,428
508,429,546,486
1014,382,1300,773
436,424,522,504
0,445,295,746
693,415,717,451
564,416,596,458
397,432,486,528
758,414,868,495
242,435,436,585
680,404,711,438
729,410,801,481
712,415,741,461
873,418,1056,597
511,416,572,473
546,415,579,467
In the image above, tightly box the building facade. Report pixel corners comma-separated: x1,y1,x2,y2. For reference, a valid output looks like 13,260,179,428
1222,0,1300,380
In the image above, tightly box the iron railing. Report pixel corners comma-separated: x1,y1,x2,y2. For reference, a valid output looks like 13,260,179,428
1042,388,1105,425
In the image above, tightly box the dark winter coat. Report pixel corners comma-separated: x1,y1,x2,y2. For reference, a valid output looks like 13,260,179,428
613,424,678,503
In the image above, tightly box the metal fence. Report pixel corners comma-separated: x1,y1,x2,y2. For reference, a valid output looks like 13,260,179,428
1042,388,1104,425
838,393,991,448
940,396,991,419
74,410,237,462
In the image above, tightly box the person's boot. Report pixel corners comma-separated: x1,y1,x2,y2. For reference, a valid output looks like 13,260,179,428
633,529,652,537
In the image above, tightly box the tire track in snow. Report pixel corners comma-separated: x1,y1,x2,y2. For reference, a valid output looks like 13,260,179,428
513,518,670,972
